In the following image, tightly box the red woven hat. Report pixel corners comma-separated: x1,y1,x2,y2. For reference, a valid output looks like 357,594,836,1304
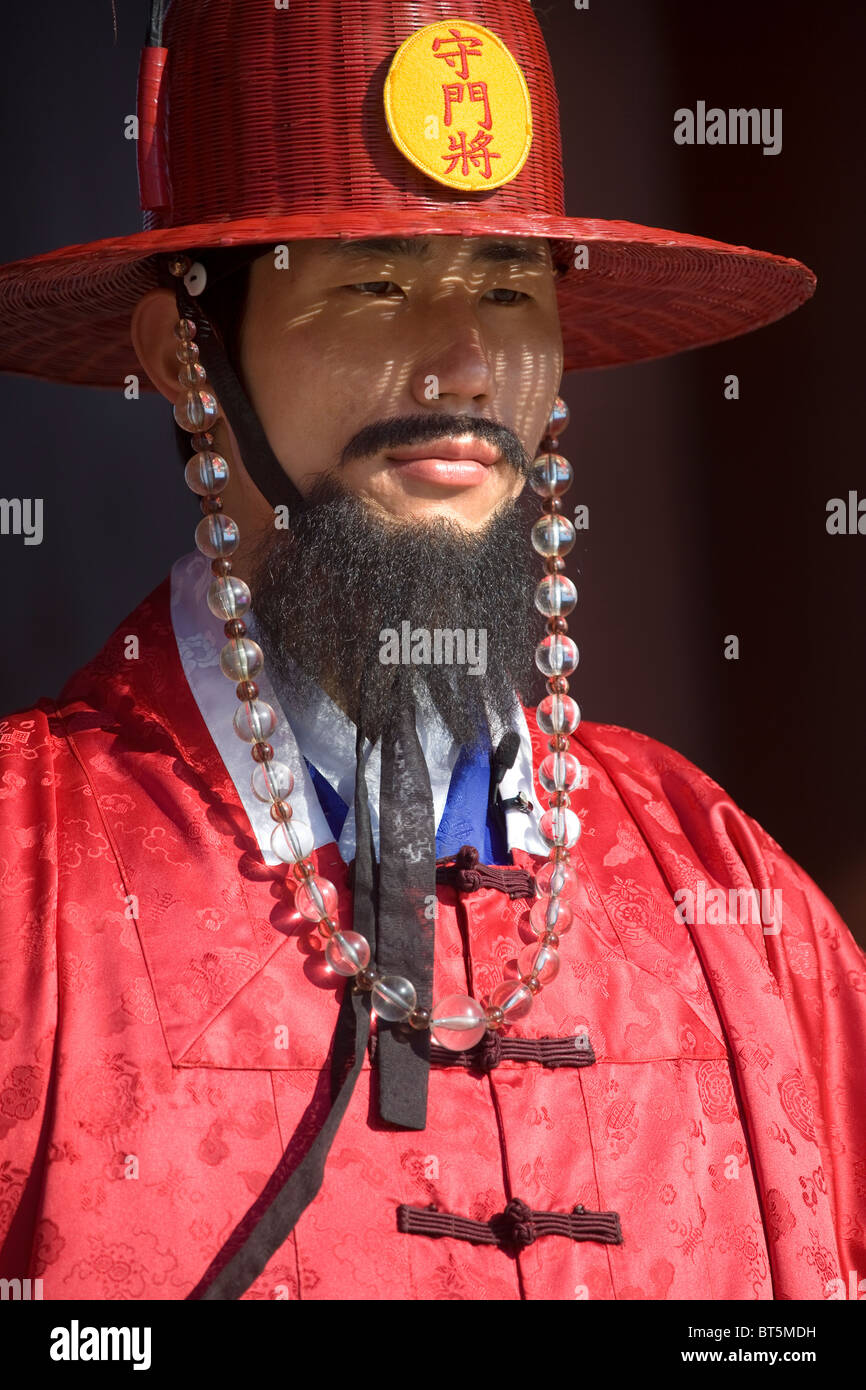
0,0,814,389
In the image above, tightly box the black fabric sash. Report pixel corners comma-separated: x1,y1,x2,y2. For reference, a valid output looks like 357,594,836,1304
373,702,436,1127
187,986,370,1299
188,710,383,1299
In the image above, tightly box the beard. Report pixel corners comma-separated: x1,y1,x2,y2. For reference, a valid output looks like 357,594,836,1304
247,471,540,750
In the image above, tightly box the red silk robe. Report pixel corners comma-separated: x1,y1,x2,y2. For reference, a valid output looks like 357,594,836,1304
1,576,864,1300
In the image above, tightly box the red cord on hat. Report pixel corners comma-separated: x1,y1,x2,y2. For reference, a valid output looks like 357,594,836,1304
136,46,169,212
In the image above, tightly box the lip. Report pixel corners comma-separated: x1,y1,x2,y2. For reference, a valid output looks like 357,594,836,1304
385,438,501,467
384,437,500,487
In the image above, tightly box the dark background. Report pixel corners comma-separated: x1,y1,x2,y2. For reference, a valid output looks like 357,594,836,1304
1,1,863,942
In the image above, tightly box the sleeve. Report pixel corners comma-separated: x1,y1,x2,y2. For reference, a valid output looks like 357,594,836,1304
740,811,866,1281
582,719,866,1281
0,700,59,1278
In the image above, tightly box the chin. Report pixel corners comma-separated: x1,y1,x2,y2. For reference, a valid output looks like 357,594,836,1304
359,492,481,526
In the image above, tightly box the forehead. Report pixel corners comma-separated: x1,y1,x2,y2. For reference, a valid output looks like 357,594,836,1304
308,235,554,270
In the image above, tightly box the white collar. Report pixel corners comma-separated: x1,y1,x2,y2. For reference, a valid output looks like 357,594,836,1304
170,549,547,864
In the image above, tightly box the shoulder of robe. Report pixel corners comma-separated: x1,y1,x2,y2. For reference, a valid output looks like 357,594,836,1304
575,716,866,972
574,717,731,810
0,573,175,889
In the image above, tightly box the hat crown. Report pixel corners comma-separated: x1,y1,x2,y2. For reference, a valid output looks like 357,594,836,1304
0,0,814,392
143,0,565,230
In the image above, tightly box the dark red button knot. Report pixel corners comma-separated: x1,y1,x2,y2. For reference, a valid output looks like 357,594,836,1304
479,1030,503,1071
500,1198,537,1250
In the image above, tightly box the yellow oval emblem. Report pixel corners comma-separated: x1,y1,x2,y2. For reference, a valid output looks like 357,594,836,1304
383,20,533,193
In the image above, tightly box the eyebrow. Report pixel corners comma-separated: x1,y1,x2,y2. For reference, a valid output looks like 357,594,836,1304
321,236,552,268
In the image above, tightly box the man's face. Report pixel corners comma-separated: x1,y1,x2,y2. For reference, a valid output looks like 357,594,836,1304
232,234,564,531
132,233,564,731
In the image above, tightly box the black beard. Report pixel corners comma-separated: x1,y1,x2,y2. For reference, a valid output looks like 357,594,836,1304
247,472,540,749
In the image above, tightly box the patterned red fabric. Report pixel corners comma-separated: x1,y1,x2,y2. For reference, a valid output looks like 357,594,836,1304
1,577,863,1300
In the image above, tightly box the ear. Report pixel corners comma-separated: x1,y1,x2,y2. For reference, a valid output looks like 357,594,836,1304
129,287,183,402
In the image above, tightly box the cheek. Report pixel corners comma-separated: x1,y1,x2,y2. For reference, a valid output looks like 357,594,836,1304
505,331,563,442
511,347,567,439
242,318,364,456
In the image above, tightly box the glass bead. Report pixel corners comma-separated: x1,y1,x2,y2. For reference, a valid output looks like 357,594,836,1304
536,693,581,737
174,387,220,433
518,941,561,986
174,317,196,341
177,361,206,388
232,700,277,743
488,979,533,1021
175,339,200,365
295,874,338,922
534,574,577,617
528,452,573,499
539,806,582,849
219,637,264,682
270,818,315,864
185,450,230,496
539,751,582,793
535,860,579,899
195,514,239,559
430,993,487,1051
251,760,294,804
535,635,579,678
530,896,573,936
207,574,251,621
371,975,417,1022
325,931,371,977
547,396,570,439
531,514,575,558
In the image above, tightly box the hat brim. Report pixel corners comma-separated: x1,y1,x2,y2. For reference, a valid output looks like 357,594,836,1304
0,209,815,389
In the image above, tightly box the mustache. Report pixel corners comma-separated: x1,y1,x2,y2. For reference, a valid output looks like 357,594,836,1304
339,413,531,478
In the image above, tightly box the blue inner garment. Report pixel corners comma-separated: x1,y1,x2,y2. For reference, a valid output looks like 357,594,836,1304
303,730,511,864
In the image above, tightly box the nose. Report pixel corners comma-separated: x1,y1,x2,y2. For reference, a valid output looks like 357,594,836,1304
407,297,496,414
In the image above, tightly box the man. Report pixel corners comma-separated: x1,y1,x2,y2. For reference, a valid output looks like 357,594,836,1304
0,0,863,1301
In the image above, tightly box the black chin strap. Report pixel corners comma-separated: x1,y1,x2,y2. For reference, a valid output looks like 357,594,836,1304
175,278,305,514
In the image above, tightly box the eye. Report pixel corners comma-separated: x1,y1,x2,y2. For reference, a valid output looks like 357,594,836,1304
347,281,403,297
484,287,530,304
